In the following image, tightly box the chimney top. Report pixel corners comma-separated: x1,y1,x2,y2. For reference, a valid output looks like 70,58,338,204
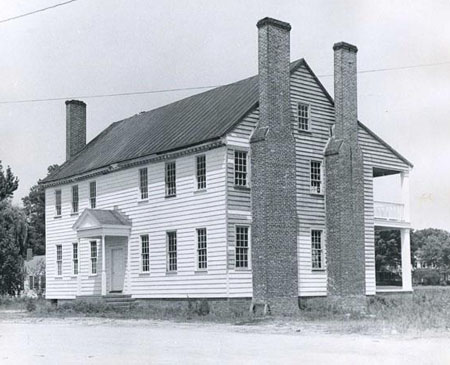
65,99,86,106
257,17,291,31
333,42,358,53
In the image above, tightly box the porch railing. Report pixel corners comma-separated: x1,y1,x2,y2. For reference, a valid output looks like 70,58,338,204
374,201,405,221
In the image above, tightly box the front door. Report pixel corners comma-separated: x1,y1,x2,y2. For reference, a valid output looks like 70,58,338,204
110,248,125,292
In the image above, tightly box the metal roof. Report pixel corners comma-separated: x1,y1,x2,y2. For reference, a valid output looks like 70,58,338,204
85,209,131,226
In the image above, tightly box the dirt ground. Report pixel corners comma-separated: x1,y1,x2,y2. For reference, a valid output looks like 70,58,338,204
1,312,449,364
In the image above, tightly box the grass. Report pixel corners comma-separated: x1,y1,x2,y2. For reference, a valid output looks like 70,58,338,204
1,287,450,334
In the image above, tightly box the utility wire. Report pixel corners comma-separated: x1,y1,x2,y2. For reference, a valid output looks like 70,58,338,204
1,60,449,105
0,0,79,24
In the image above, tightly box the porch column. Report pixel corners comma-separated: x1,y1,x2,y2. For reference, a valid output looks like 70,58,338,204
401,170,410,222
101,235,106,296
401,228,413,291
77,238,81,296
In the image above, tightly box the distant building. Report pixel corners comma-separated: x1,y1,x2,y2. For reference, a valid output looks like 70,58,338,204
23,249,45,297
41,17,413,312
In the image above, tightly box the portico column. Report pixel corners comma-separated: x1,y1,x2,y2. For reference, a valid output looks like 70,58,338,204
401,228,413,291
77,238,81,296
101,235,106,296
401,170,410,222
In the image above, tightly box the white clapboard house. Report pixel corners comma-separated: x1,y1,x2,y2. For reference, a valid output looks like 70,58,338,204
41,17,413,311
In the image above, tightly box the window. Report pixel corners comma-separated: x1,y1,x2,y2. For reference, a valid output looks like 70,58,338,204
141,235,150,272
298,102,310,131
167,231,177,272
310,161,323,194
165,162,176,197
89,181,96,208
234,151,248,187
72,185,79,213
90,241,97,274
197,228,207,270
55,190,62,216
235,226,249,268
311,230,324,270
34,276,40,290
56,245,62,276
196,155,206,190
72,242,78,275
40,275,46,289
29,275,34,290
139,168,148,200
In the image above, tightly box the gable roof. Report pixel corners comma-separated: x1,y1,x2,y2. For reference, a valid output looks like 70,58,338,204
42,58,411,185
24,255,45,273
73,209,131,230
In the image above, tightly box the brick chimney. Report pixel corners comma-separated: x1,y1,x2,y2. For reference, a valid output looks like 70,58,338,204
325,42,366,305
250,17,298,314
65,100,86,160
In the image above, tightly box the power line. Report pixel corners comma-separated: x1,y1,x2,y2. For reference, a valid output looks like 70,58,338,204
1,60,449,105
0,0,79,24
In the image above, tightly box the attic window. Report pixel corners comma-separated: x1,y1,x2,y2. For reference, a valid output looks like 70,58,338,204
298,103,311,131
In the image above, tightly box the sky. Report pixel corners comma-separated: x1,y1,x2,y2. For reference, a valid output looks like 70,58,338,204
1,0,449,231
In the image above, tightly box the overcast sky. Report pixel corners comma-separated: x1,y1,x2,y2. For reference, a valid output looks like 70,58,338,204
1,0,449,231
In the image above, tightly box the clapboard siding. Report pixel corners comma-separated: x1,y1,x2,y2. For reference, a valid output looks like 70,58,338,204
46,146,229,299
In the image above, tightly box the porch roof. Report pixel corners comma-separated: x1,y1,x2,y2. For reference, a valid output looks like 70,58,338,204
73,209,131,238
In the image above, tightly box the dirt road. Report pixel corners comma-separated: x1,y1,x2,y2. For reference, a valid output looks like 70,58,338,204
0,316,449,364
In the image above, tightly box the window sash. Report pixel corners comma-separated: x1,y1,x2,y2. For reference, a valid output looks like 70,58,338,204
235,226,249,268
196,155,206,190
311,230,324,269
56,245,62,276
55,190,62,216
167,232,177,272
90,241,97,274
139,168,149,200
298,103,310,131
165,162,176,197
234,151,248,186
73,242,78,275
89,181,96,208
141,235,150,272
310,161,322,194
72,185,79,213
197,228,207,270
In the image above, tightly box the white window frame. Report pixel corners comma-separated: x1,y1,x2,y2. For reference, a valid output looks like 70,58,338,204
195,154,207,191
297,102,311,131
234,150,249,187
166,231,177,273
71,185,79,214
196,228,207,271
72,242,79,275
55,189,62,217
89,181,97,208
90,240,98,275
309,160,323,195
235,225,251,269
56,244,62,276
165,161,176,197
141,234,150,273
139,168,149,200
311,228,325,271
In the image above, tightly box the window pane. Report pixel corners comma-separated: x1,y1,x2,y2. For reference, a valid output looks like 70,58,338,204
72,185,79,213
167,232,177,271
298,103,310,130
234,151,247,186
55,190,62,216
310,161,322,194
165,162,176,197
139,168,148,200
56,245,62,276
90,181,96,208
311,230,323,269
196,155,206,190
90,241,97,274
73,242,78,275
141,235,150,272
197,228,207,269
235,226,249,268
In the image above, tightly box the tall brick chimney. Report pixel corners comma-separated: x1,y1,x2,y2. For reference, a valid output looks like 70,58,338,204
65,100,86,160
325,42,366,305
250,17,298,314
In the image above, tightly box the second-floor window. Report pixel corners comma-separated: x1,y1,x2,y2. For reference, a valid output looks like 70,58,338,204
72,242,78,275
197,228,207,270
56,245,62,276
139,168,148,200
196,155,206,190
298,102,310,131
165,162,176,197
89,181,96,208
311,230,324,270
55,190,62,216
72,185,79,213
234,151,248,187
167,231,177,272
141,234,149,272
310,161,323,194
235,226,249,268
90,241,97,274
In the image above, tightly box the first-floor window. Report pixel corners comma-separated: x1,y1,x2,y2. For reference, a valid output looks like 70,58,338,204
29,275,34,290
197,228,207,270
141,235,150,272
72,242,78,275
310,161,323,194
56,245,62,276
235,226,249,268
311,230,324,269
167,231,177,272
90,241,98,274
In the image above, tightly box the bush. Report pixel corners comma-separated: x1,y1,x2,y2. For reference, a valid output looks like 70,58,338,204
26,298,36,312
413,268,441,285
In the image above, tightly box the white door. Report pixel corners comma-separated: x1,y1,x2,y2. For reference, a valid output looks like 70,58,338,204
110,248,125,292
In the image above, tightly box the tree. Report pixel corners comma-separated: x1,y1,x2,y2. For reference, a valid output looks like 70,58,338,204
0,200,27,295
0,161,19,201
375,230,401,271
22,164,59,256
